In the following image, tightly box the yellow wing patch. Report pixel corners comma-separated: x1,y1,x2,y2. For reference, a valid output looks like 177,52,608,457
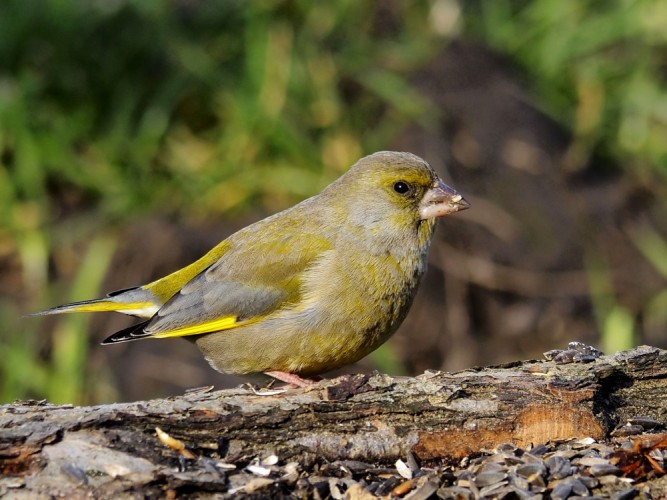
150,315,245,339
144,241,232,303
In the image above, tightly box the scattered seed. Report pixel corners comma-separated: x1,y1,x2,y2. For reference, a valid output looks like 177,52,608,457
550,481,572,500
392,478,416,497
610,487,638,500
628,416,661,429
580,475,599,488
515,462,546,480
261,454,279,466
568,476,590,496
589,463,621,476
575,436,597,446
408,478,439,500
546,455,573,479
246,465,272,477
396,458,413,479
576,456,610,466
473,471,507,487
155,426,195,459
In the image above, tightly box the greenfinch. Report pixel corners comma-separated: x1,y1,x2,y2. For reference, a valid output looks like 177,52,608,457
38,152,469,386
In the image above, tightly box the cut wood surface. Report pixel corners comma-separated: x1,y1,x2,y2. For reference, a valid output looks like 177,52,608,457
2,345,667,497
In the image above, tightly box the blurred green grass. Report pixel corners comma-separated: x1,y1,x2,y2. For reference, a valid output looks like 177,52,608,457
467,0,667,175
2,0,667,404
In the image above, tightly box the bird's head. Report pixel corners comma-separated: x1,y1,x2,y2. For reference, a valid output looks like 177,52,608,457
330,152,469,237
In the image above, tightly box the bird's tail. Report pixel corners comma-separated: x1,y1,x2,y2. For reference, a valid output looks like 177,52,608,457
31,287,161,319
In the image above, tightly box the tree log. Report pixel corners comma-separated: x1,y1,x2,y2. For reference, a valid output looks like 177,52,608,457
2,345,667,497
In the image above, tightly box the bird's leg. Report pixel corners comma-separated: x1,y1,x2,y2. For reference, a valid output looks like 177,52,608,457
265,371,319,388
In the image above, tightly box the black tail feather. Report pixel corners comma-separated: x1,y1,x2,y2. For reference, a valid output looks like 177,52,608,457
28,298,106,317
101,320,152,345
106,286,140,297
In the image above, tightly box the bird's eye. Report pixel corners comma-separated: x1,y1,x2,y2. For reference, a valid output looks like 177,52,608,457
393,181,411,195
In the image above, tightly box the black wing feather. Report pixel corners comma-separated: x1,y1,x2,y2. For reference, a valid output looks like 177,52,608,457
101,320,151,344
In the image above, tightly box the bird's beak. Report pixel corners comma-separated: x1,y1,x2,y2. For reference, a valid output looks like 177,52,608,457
419,178,470,220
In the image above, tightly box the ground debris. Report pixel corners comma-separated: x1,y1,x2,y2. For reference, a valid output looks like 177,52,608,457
6,432,664,498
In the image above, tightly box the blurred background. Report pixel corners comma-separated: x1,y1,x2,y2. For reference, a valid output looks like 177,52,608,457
2,0,667,404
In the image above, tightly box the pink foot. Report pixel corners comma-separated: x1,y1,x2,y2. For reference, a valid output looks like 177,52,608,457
265,371,320,388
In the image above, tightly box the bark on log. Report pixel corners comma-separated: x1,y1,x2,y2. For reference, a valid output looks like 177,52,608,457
2,345,667,497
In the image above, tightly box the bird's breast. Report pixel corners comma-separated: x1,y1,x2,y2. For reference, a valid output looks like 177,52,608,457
305,234,429,330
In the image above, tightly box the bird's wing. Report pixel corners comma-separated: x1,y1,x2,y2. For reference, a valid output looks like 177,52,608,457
107,230,333,342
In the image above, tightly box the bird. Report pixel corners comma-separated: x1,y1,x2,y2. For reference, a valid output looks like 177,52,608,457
36,151,469,387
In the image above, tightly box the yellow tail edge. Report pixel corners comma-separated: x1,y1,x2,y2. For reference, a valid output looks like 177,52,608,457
31,299,154,317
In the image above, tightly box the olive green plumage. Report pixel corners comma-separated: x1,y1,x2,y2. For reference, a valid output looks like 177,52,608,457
37,151,469,382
